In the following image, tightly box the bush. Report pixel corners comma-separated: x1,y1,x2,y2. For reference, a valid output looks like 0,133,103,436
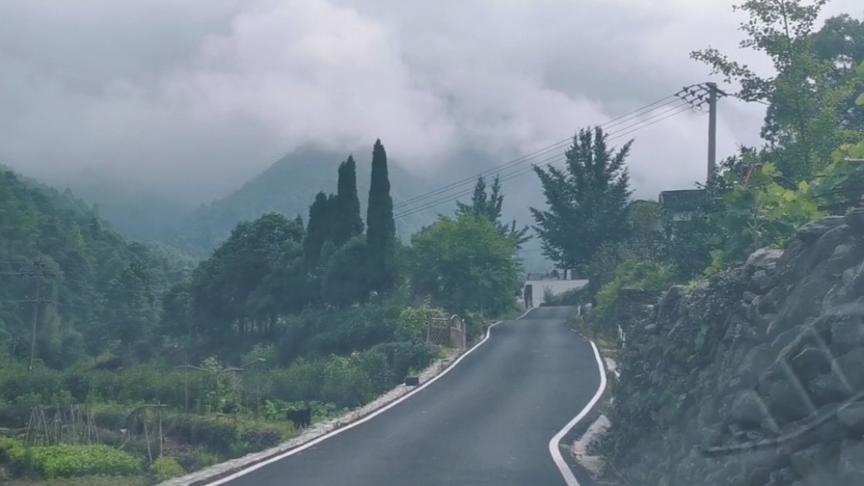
174,447,219,472
26,444,142,478
275,304,401,365
165,415,240,456
0,366,64,405
395,306,432,342
152,456,185,482
240,425,285,452
0,437,28,475
369,342,435,381
318,356,375,407
595,261,675,324
165,414,292,458
268,343,434,409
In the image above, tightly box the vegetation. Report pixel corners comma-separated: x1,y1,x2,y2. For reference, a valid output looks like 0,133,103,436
0,138,520,483
594,261,675,324
410,216,521,316
692,0,863,183
531,127,632,273
167,147,430,258
566,0,864,344
366,139,398,293
457,176,532,248
0,439,142,478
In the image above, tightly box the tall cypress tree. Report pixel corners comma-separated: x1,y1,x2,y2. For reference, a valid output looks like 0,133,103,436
332,155,364,246
366,139,396,291
303,192,333,269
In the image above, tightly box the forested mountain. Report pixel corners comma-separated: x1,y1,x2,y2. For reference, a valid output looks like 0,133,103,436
0,169,190,368
169,146,431,257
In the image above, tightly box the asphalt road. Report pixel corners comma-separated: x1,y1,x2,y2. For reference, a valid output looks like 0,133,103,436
221,306,601,486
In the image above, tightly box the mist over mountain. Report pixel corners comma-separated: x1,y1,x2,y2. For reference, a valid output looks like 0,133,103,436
165,145,436,257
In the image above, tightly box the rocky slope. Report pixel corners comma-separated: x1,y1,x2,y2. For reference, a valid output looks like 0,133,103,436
608,209,864,485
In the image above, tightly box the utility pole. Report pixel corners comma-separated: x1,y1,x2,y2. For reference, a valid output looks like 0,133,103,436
707,82,719,183
1,262,52,371
676,82,727,184
29,278,41,371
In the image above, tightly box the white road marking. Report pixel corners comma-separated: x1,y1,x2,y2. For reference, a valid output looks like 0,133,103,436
547,340,608,486
203,309,533,486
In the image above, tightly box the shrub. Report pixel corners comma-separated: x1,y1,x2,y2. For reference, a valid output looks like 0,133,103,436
318,356,374,407
275,304,401,365
240,425,285,452
0,366,64,405
395,306,431,342
369,342,435,381
595,261,675,324
152,456,185,482
174,447,219,472
90,403,131,431
0,437,28,473
708,162,824,271
165,415,240,456
27,444,142,478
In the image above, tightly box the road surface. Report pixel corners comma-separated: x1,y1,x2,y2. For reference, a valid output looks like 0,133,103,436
220,306,601,486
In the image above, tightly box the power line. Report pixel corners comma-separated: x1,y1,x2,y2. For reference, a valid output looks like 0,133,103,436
395,150,568,219
393,93,685,211
395,97,706,220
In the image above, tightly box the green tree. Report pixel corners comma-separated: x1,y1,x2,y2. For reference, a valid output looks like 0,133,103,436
191,214,304,342
691,0,863,182
332,156,364,246
366,140,396,292
321,237,369,307
410,216,521,316
303,192,334,269
457,176,532,248
531,127,632,273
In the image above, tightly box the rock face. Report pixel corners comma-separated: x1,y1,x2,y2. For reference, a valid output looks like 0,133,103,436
609,212,864,486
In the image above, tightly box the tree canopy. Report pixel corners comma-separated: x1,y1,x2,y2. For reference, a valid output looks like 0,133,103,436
692,0,864,183
409,215,521,316
457,176,532,248
531,127,632,272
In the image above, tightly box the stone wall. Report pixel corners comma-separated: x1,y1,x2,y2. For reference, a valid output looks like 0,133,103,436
608,209,864,486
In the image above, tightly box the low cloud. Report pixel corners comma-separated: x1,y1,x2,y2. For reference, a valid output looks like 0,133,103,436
0,0,861,204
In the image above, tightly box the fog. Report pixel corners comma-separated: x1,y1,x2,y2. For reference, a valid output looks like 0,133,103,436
1,0,862,207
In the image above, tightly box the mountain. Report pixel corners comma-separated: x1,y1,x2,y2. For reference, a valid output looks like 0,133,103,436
169,145,433,257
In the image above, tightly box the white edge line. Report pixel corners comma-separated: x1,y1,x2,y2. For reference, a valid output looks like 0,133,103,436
205,308,535,486
548,340,608,486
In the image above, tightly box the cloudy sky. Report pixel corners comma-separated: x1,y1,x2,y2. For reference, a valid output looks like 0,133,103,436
2,0,862,206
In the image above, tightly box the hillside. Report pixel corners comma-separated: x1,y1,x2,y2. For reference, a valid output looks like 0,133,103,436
608,211,864,485
0,169,187,367
169,146,433,257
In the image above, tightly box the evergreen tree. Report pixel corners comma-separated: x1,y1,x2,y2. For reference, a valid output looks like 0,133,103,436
332,156,364,246
457,176,531,248
366,139,396,291
303,192,333,269
321,237,369,307
531,127,632,273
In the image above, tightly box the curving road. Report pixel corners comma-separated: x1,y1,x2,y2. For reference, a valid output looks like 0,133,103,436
216,306,601,486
